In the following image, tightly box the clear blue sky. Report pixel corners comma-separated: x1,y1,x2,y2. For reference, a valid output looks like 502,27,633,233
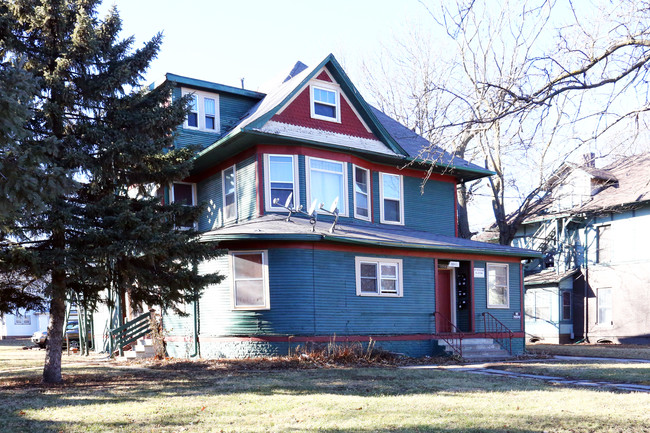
100,0,429,92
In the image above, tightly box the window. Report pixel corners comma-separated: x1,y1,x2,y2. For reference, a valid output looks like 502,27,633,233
204,97,216,130
222,165,237,222
307,157,347,215
265,155,298,210
379,173,403,224
561,291,572,321
353,166,370,220
355,257,403,297
170,182,196,206
486,263,509,308
310,85,340,122
230,251,270,310
14,313,31,326
597,288,612,325
524,290,552,322
597,224,612,263
170,182,197,229
182,88,220,132
187,94,198,128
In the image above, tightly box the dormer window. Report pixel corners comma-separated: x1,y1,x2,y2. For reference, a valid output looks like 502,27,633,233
310,85,340,122
182,88,220,132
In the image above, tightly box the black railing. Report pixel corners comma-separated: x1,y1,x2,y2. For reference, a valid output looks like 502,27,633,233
482,312,513,355
433,311,464,359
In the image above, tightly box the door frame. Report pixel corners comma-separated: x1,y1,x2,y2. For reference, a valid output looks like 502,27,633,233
436,266,457,330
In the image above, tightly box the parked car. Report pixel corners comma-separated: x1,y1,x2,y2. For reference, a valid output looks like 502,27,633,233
31,319,90,349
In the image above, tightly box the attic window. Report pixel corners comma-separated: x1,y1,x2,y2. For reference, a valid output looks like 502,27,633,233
182,88,220,132
310,85,340,122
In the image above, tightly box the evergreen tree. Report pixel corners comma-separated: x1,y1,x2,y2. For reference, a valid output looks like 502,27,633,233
0,0,222,383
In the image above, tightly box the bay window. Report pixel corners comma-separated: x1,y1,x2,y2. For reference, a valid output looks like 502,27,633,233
265,154,298,210
354,165,370,220
222,165,237,222
380,173,403,224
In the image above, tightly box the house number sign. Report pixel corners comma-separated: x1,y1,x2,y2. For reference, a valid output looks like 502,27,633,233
474,268,485,278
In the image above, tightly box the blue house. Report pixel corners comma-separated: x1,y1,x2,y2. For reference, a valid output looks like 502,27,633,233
112,55,540,360
512,154,650,344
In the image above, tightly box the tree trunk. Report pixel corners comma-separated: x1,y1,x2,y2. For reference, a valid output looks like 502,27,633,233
456,183,472,239
43,273,66,383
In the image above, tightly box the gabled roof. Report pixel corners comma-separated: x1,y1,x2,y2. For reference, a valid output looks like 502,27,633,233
201,215,542,259
577,153,650,212
190,54,493,180
524,268,578,286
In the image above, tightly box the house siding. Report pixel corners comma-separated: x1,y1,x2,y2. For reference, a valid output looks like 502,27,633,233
473,261,522,333
197,173,222,231
236,156,258,222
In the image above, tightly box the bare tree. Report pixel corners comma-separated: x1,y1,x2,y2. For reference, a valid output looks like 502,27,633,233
362,0,650,244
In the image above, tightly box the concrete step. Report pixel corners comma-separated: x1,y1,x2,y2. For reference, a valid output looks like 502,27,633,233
437,338,513,362
120,340,155,360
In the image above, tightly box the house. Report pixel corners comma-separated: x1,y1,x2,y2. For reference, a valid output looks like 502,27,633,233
512,153,650,344
1,309,49,339
94,54,540,359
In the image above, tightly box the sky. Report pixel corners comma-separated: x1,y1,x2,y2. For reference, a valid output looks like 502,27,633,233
99,0,430,92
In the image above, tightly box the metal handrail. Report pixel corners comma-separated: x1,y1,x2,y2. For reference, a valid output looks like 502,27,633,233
109,311,152,356
433,311,464,359
481,312,514,354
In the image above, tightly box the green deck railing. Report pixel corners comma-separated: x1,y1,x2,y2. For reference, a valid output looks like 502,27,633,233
109,311,152,356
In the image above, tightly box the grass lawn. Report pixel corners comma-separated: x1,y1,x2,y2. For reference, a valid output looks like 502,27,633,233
527,343,650,360
2,342,650,432
486,359,650,385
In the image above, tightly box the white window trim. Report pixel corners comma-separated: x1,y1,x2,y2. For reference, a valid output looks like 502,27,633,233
355,257,403,298
181,87,220,132
597,287,613,326
169,181,198,206
310,83,341,123
264,154,300,212
353,165,371,221
379,172,404,225
486,263,509,309
169,181,198,229
306,156,348,217
229,250,270,311
222,165,238,223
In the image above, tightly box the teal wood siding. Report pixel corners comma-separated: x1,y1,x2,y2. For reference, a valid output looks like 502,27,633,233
312,251,436,335
197,173,222,232
473,261,522,333
236,156,257,222
191,248,437,338
404,176,455,235
175,129,220,150
219,93,257,134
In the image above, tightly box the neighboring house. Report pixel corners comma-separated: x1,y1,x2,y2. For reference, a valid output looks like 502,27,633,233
1,309,49,338
512,153,650,344
93,54,539,359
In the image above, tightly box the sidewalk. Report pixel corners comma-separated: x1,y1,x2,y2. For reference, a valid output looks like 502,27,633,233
403,355,650,393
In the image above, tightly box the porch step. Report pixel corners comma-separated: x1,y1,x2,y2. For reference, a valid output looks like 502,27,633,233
120,340,155,360
438,338,513,362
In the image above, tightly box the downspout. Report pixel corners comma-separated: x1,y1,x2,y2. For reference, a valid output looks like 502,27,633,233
190,292,200,358
583,219,591,343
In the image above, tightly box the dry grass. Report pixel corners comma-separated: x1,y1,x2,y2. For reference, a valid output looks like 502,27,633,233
2,341,650,432
528,343,650,360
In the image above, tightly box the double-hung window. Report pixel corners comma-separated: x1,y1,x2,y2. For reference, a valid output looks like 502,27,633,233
380,173,403,224
597,288,612,325
486,263,509,308
353,166,370,220
187,94,199,128
222,165,237,222
355,257,403,297
310,85,340,122
170,182,197,229
182,88,220,132
230,251,270,310
204,97,217,130
561,291,572,321
307,157,347,215
265,154,298,210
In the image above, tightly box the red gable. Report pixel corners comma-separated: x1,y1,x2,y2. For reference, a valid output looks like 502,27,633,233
316,71,332,82
271,84,377,140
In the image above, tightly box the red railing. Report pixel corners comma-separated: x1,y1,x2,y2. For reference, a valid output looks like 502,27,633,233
482,312,513,355
433,311,464,359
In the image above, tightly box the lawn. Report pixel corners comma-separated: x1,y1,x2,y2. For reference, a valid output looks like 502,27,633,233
2,342,650,432
527,343,650,360
486,359,650,385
